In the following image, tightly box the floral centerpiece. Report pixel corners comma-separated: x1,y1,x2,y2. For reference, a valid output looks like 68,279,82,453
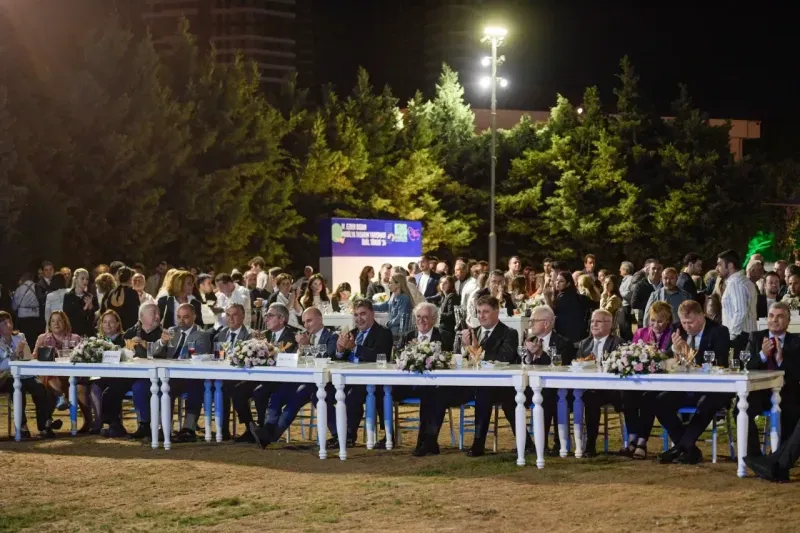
781,293,800,311
372,292,390,304
229,338,279,369
517,294,546,315
602,341,669,378
70,337,118,364
396,341,452,374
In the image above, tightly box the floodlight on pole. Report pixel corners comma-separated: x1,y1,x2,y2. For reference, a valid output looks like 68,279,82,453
481,56,491,67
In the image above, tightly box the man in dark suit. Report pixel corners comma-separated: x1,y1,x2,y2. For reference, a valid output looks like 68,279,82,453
516,304,575,455
414,254,442,305
366,263,392,300
630,260,661,326
655,300,731,464
757,272,781,319
230,303,297,442
154,303,211,442
474,270,516,317
741,301,800,455
214,303,254,441
578,309,625,456
415,295,521,457
251,307,338,448
326,299,393,449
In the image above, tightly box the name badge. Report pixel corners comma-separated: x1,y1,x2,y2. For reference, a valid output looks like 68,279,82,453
102,351,122,364
275,353,299,368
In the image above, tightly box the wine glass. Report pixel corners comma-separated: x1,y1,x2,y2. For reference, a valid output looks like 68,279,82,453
550,348,561,367
703,350,715,372
376,353,387,368
517,346,528,366
740,350,752,373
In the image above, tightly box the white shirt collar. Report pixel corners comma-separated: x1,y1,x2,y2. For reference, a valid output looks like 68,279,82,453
769,331,786,343
417,329,434,342
539,331,553,347
273,328,285,342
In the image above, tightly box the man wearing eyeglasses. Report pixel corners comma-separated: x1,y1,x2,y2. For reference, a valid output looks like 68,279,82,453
577,309,623,457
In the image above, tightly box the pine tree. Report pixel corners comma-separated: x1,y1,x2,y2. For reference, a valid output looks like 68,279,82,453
429,63,475,171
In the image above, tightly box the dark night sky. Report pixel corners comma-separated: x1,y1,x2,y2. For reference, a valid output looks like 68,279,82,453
313,2,800,158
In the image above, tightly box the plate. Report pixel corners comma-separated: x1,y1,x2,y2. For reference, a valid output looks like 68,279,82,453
570,361,596,372
191,354,214,363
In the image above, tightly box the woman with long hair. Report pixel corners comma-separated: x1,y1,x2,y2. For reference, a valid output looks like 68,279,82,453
373,273,413,335
301,274,331,311
358,266,374,297
157,270,202,329
62,268,98,337
330,282,352,312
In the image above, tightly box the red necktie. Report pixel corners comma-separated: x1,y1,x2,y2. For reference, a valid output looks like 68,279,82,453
767,338,777,370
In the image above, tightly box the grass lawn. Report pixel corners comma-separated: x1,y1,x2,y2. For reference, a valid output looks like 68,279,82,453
0,398,796,532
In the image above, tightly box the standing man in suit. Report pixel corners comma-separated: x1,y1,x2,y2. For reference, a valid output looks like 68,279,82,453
250,307,336,448
741,301,800,455
520,305,576,455
474,270,516,317
655,300,731,464
578,309,624,456
758,272,781,319
630,259,661,326
326,299,393,449
214,303,254,441
154,303,211,442
366,263,393,300
415,255,442,305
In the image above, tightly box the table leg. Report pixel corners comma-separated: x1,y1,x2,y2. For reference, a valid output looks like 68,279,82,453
316,383,328,460
737,391,749,478
770,387,782,452
149,374,160,449
383,385,393,450
13,374,22,441
557,388,568,457
214,380,223,443
532,385,545,468
161,375,172,450
365,384,376,449
335,382,347,460
69,376,77,436
204,380,212,443
573,389,585,458
515,381,528,467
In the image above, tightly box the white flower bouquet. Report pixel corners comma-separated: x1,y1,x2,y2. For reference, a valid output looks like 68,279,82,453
396,341,452,374
70,337,118,364
372,292,390,304
229,338,279,369
602,341,669,378
781,294,800,311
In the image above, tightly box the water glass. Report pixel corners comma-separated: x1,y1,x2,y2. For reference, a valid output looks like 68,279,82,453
147,342,158,360
703,350,715,372
551,349,562,367
453,353,463,369
729,355,740,372
517,346,528,366
740,350,752,373
376,353,387,368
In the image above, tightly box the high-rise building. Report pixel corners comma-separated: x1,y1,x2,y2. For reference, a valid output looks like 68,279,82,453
142,0,312,89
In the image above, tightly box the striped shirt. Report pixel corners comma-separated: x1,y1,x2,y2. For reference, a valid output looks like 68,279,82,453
721,271,757,340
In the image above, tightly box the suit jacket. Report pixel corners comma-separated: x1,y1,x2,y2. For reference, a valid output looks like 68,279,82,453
158,296,203,329
674,319,731,367
576,335,624,362
747,330,800,400
472,321,519,363
438,292,459,334
756,294,769,319
214,326,254,345
676,272,701,303
474,288,516,316
266,326,299,353
250,288,270,306
630,279,660,317
62,289,98,337
524,330,576,365
337,322,393,363
414,272,442,304
365,281,386,300
312,327,339,358
404,326,454,353
553,288,591,344
156,325,211,359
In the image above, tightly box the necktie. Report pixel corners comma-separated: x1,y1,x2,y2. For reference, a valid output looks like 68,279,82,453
229,331,237,346
351,330,367,362
174,331,187,359
479,329,489,347
593,340,601,359
768,337,779,370
688,335,696,351
311,332,317,346
419,334,428,343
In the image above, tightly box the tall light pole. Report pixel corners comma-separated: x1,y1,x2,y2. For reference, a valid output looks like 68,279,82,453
481,26,507,272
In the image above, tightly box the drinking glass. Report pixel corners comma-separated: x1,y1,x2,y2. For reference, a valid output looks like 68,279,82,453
740,350,752,373
551,349,562,367
376,353,387,369
729,355,740,372
187,341,197,357
703,350,715,372
147,342,158,360
517,346,528,366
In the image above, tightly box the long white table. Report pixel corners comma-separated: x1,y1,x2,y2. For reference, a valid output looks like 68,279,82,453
156,361,330,456
527,368,784,477
10,360,161,448
327,363,529,465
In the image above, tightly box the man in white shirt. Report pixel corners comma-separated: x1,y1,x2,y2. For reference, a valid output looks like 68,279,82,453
717,249,757,352
12,273,43,346
249,256,269,290
214,274,252,330
414,254,441,304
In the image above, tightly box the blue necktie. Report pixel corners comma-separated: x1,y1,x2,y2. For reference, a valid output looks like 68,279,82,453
351,330,367,363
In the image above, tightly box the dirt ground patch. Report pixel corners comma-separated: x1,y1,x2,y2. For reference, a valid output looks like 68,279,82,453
0,400,795,532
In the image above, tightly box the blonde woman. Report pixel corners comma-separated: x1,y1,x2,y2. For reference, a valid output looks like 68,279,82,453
63,268,98,337
373,273,413,335
94,273,116,310
577,274,601,303
156,268,179,300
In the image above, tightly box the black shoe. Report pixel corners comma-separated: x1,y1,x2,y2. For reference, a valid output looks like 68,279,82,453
677,446,703,465
89,426,103,435
20,429,31,439
659,446,682,464
546,446,561,457
40,429,56,439
745,456,790,482
107,423,128,438
234,431,256,444
172,428,197,443
129,423,151,440
412,441,440,457
583,447,598,458
374,437,387,450
326,437,340,450
467,445,485,457
412,446,428,457
50,419,63,431
249,422,272,450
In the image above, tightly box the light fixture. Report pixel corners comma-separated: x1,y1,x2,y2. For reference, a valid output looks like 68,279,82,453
481,56,491,67
479,76,491,89
499,78,509,88
483,26,508,39
577,107,584,115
